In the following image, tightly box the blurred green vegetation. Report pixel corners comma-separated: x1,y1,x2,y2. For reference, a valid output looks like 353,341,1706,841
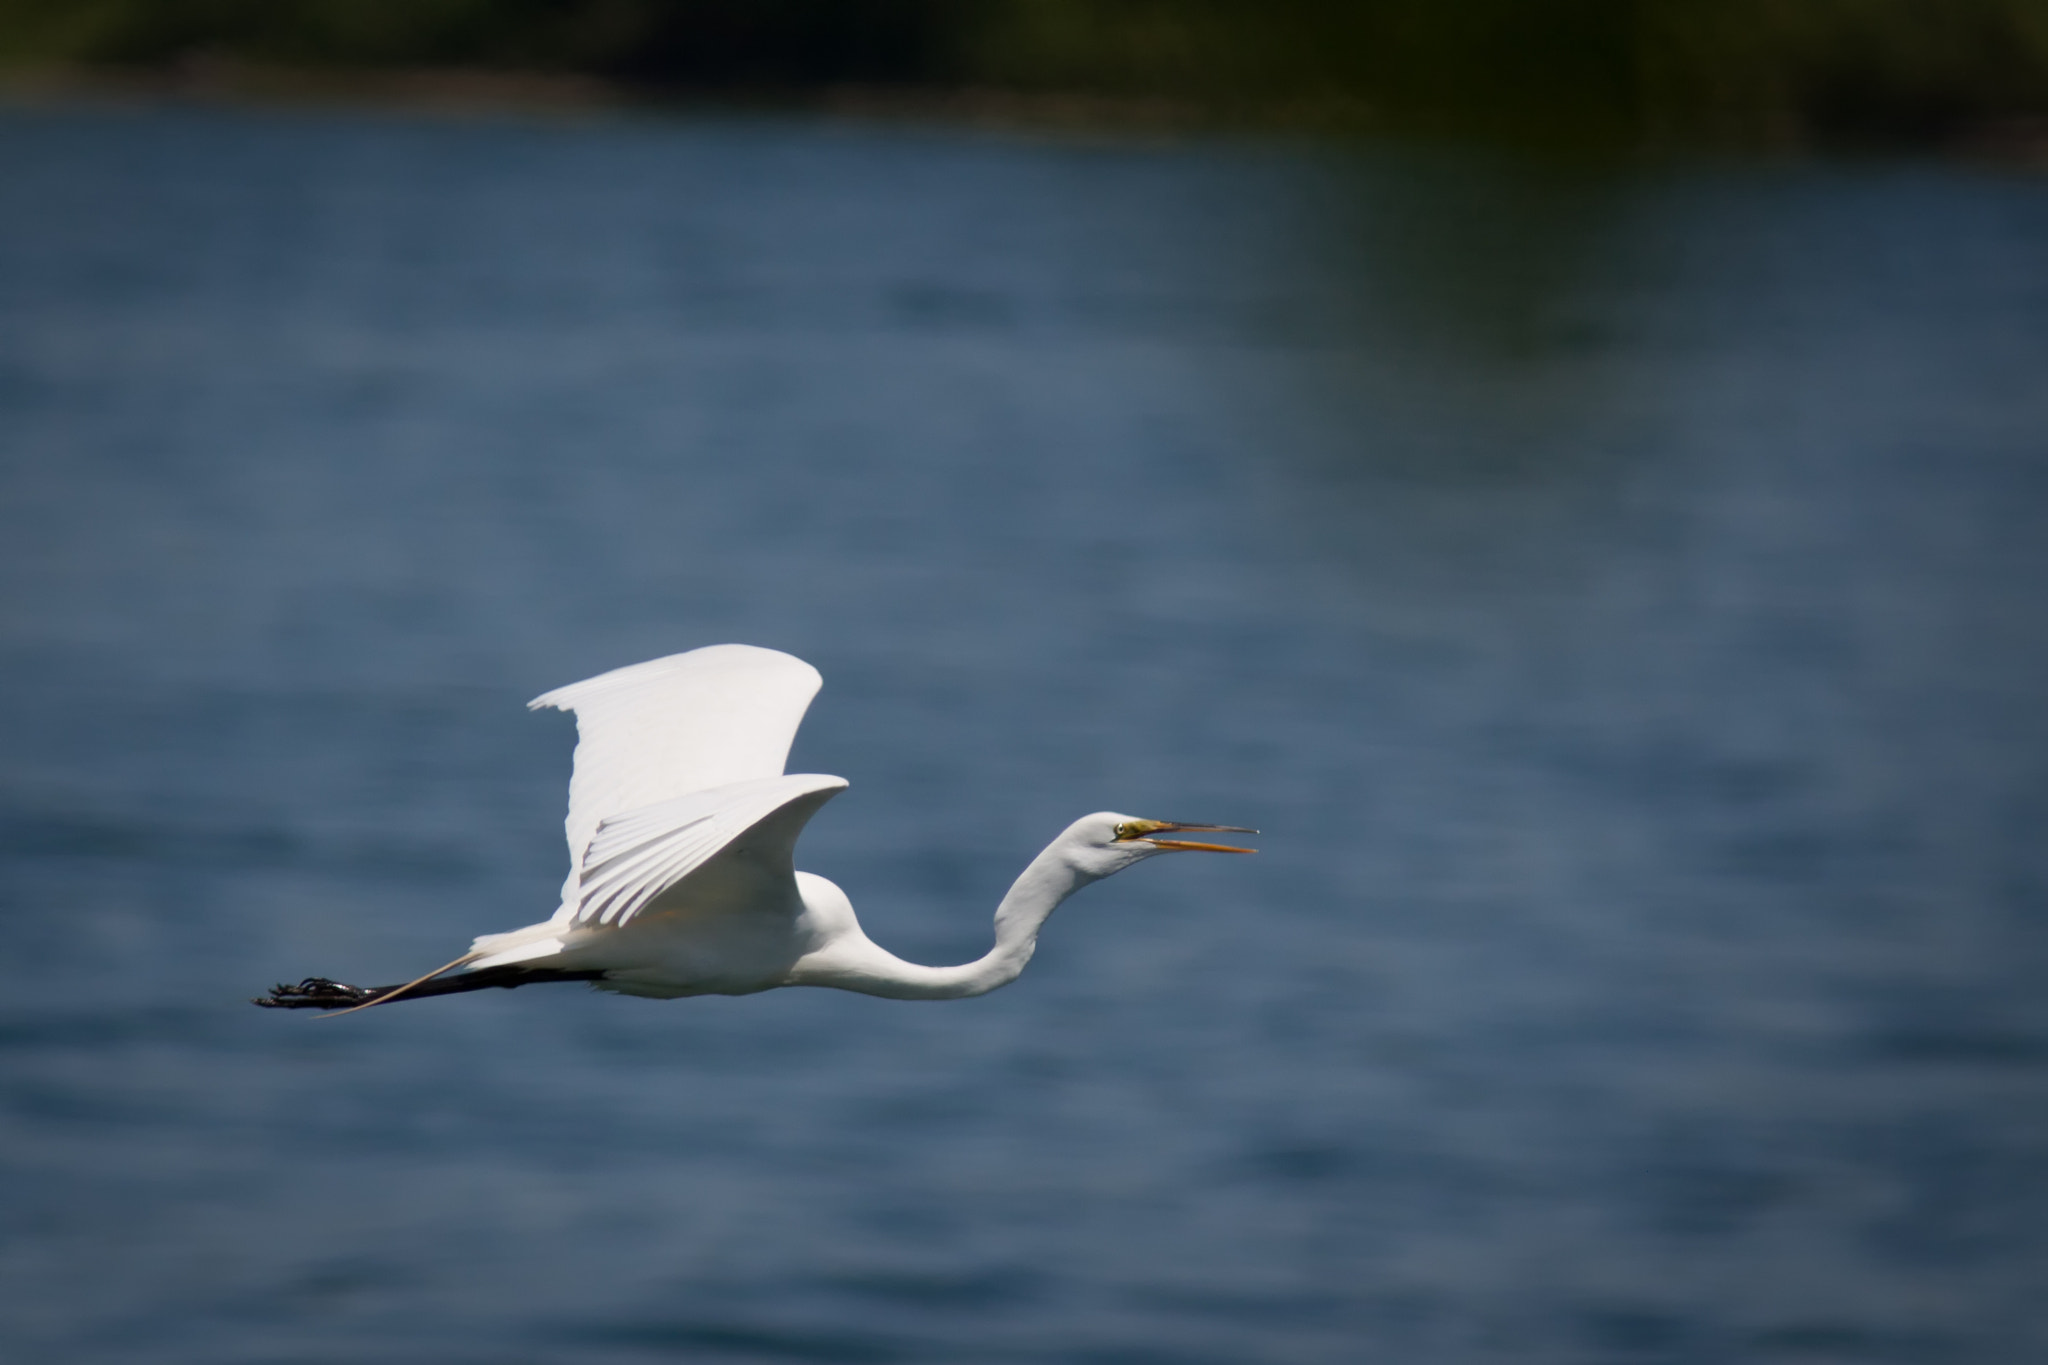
3,0,2046,142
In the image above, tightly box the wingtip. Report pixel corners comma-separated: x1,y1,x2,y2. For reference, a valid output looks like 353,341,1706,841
528,645,816,714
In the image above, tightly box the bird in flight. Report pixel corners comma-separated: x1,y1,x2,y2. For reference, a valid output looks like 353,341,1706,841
257,645,1254,1015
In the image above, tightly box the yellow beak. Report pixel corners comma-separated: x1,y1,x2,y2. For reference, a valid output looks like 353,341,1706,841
1120,820,1259,854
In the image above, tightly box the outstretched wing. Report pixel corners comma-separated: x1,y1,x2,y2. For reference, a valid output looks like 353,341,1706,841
530,645,824,914
572,773,847,927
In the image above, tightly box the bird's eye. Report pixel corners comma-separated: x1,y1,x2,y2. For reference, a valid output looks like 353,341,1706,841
1112,822,1134,841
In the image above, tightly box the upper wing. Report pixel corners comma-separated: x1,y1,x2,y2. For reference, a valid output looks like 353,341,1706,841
574,773,848,927
530,645,823,910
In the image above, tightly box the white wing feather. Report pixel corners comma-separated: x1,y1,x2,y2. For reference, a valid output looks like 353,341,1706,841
573,774,847,927
530,644,824,915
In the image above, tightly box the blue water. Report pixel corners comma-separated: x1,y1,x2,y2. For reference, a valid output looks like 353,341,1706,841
2,101,2046,1363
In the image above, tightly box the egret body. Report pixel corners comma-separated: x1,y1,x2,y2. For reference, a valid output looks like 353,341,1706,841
258,645,1253,1013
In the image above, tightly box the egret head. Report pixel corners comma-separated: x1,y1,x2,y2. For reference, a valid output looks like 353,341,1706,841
1061,812,1258,880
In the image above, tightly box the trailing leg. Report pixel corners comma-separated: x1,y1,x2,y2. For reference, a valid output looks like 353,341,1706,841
253,962,605,1011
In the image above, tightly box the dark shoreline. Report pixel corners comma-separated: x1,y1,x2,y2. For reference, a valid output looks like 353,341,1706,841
6,60,2048,167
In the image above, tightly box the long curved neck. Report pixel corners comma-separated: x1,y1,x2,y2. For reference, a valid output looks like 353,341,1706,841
825,841,1092,1001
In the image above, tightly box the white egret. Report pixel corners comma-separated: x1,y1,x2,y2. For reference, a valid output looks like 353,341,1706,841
257,645,1254,1014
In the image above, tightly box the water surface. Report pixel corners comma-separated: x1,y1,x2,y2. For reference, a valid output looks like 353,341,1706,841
1,103,2046,1363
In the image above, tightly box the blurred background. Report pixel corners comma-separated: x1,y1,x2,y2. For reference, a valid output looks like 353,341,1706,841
3,5,2047,1364
6,0,2048,144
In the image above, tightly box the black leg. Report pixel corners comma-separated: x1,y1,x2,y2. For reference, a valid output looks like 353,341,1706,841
253,966,606,1010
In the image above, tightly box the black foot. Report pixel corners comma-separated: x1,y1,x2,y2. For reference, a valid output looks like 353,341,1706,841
253,977,377,1010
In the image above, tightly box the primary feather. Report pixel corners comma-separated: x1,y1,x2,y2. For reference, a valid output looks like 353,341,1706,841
574,774,848,928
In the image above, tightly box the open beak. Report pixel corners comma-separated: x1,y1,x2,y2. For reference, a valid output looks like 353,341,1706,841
1122,821,1259,854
